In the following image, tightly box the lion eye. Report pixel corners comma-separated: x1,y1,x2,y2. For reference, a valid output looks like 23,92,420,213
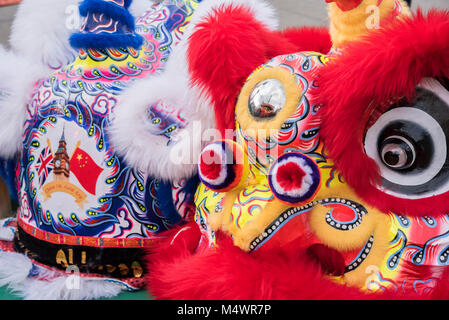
364,79,449,199
248,79,286,120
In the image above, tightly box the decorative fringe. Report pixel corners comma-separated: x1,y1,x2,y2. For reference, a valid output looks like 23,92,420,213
0,220,135,300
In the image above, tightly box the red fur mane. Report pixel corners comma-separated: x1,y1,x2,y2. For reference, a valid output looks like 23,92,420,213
146,223,449,300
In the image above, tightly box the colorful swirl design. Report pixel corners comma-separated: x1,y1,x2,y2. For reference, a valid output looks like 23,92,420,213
18,1,202,239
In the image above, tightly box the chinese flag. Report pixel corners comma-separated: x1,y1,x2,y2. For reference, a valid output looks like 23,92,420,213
70,147,103,195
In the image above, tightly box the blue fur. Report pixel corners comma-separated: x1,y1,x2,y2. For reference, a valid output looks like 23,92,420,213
154,181,183,226
181,175,201,205
153,175,200,228
123,0,133,9
79,0,136,30
70,32,143,49
71,0,143,49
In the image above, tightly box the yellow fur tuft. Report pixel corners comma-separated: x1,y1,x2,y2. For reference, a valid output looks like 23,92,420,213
329,0,411,49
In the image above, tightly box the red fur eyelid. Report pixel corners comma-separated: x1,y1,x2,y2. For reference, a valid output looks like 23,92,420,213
316,10,449,217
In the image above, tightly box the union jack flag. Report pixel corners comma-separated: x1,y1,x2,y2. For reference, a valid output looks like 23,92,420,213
35,146,54,186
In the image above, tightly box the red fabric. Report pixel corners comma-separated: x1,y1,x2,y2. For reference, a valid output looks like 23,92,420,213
325,0,363,11
315,10,449,217
187,5,332,137
331,204,358,223
427,267,449,299
70,147,103,195
199,150,222,180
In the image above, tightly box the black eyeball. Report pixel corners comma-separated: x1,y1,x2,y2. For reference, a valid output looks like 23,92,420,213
380,136,416,170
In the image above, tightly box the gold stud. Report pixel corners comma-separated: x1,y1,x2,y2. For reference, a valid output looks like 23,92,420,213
106,265,116,274
131,261,143,278
118,264,129,276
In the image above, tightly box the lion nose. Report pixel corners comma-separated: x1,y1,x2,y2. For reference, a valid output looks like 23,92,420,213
268,152,321,205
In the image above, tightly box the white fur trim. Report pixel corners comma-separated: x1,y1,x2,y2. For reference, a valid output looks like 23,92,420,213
0,46,47,158
0,251,128,300
0,218,16,241
0,251,33,288
9,0,79,69
0,228,15,242
110,0,277,181
20,275,124,300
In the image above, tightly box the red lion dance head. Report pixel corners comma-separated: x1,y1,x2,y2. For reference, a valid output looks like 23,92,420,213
145,0,449,300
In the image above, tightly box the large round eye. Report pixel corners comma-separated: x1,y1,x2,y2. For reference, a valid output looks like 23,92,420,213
235,66,303,138
248,79,286,119
364,78,449,199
